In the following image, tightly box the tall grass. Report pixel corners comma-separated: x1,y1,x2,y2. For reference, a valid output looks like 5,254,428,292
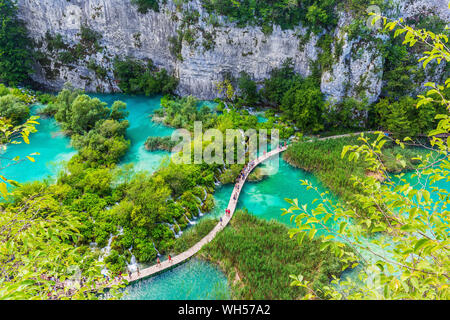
172,218,218,254
283,135,428,202
201,210,345,300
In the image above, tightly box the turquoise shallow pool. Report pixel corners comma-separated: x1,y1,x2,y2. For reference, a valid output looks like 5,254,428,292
122,258,230,300
0,105,76,184
89,94,175,174
204,158,334,229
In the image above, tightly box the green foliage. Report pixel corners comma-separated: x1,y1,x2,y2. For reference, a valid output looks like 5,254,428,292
283,135,428,203
113,57,179,95
373,96,438,138
0,112,124,299
286,14,450,300
0,194,124,299
202,209,345,299
55,94,110,135
0,114,38,198
280,76,325,133
236,71,259,107
131,0,160,14
201,0,338,33
87,59,108,80
157,95,216,130
144,136,178,151
0,94,30,125
0,0,33,85
71,119,130,166
172,218,218,254
44,27,103,67
324,98,369,130
169,30,184,61
261,58,297,107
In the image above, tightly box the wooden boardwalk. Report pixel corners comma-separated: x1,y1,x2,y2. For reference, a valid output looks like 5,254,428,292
125,146,288,284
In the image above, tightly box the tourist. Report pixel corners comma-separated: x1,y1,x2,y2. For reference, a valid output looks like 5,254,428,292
137,267,140,277
157,257,161,267
168,254,172,263
220,217,223,226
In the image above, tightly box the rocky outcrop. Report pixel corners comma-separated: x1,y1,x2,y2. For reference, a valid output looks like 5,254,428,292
17,0,448,101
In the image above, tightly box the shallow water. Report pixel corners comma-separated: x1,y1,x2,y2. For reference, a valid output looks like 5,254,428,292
89,94,175,174
122,258,229,300
205,158,334,230
0,105,76,184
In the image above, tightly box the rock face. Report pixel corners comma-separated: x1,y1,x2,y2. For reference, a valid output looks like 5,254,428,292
17,0,448,101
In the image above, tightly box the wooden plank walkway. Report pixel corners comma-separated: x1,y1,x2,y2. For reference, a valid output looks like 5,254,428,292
124,146,288,284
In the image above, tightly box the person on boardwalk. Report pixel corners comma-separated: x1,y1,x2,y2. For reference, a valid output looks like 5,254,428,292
220,217,223,226
168,254,172,263
157,257,161,267
137,266,140,277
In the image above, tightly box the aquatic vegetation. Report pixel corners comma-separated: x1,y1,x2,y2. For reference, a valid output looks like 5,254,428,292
201,209,346,300
144,136,178,151
172,218,218,254
283,135,429,202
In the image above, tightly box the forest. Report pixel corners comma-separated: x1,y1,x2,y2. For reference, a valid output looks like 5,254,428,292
0,0,448,301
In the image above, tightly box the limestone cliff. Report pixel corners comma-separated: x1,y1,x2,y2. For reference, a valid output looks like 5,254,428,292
16,0,449,101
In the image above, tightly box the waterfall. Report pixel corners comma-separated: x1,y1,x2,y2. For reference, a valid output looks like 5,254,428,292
99,233,114,262
167,223,176,237
152,241,161,257
239,129,249,154
203,188,208,201
198,207,204,217
165,222,181,239
183,213,196,225
194,195,202,204
173,219,183,238
127,246,138,273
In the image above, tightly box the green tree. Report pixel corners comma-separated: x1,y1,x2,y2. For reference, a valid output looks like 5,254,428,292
237,71,259,107
0,94,30,125
280,77,325,133
285,12,450,300
373,96,437,138
0,114,125,299
0,0,33,85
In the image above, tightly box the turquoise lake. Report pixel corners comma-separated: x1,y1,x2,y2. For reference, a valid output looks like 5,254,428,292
123,258,229,300
90,94,175,174
0,105,77,184
3,94,447,300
